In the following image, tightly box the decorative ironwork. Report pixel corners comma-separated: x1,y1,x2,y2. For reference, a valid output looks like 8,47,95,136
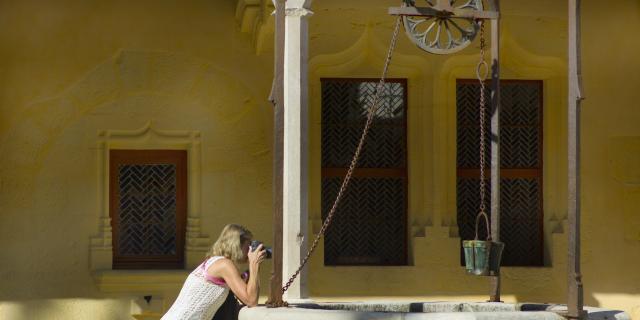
401,0,483,55
321,79,407,266
323,125,405,169
110,150,186,269
322,177,406,265
457,83,490,168
321,81,405,125
457,81,541,168
117,164,178,256
322,80,406,168
456,80,543,266
500,178,542,266
500,83,542,168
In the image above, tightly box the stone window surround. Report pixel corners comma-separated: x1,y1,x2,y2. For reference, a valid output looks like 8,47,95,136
90,122,211,292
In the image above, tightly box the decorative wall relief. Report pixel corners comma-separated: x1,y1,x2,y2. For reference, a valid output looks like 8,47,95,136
90,122,211,270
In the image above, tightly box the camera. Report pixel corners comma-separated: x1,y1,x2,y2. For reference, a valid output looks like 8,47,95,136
250,240,272,259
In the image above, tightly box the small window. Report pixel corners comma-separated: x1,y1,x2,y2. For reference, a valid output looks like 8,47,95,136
110,150,187,269
456,79,544,266
321,78,408,266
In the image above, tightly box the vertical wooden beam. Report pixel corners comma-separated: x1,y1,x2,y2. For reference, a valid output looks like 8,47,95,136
267,0,286,306
568,0,585,318
489,0,502,303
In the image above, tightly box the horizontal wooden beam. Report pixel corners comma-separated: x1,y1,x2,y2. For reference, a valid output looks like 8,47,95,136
322,168,406,178
388,7,499,20
457,168,540,179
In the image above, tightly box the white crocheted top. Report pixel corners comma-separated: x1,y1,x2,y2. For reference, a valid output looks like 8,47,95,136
161,256,230,320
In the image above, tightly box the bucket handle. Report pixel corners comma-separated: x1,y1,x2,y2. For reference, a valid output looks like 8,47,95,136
474,211,491,241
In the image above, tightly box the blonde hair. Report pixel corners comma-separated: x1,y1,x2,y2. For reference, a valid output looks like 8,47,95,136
208,224,253,262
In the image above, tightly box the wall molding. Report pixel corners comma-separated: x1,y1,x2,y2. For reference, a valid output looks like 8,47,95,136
235,0,276,54
90,121,211,271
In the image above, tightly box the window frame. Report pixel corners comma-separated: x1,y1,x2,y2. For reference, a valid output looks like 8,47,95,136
109,149,188,269
455,79,544,267
320,77,409,266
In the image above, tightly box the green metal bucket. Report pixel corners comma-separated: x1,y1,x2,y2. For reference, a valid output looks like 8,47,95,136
462,240,504,276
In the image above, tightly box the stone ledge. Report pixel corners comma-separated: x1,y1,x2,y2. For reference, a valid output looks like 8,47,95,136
241,307,564,320
92,270,189,294
239,302,631,320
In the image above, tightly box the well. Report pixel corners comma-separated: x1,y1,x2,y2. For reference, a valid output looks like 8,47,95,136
240,302,630,320
264,1,604,319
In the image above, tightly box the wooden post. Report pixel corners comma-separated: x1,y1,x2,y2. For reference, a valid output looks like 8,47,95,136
489,0,502,303
267,0,286,306
568,0,585,318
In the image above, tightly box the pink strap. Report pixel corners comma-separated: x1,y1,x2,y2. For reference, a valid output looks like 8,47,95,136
201,259,227,286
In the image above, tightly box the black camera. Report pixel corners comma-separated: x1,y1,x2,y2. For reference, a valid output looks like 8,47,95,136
250,240,272,259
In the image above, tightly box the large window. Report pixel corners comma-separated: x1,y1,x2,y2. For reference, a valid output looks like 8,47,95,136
456,80,543,266
321,78,408,266
110,150,187,269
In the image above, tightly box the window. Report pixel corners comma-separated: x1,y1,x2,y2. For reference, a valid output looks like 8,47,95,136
456,80,543,266
321,78,408,266
110,150,187,269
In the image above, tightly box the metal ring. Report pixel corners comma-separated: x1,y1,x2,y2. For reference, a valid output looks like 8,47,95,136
476,60,489,81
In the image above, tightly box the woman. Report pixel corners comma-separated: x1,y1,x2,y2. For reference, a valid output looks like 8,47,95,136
161,224,266,320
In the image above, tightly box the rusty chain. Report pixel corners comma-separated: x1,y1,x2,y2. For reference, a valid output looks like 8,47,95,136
474,21,491,241
280,16,403,295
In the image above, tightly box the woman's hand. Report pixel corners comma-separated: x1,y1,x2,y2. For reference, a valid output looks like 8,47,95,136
247,243,266,271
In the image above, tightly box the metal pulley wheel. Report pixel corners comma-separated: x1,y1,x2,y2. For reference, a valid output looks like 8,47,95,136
402,0,483,54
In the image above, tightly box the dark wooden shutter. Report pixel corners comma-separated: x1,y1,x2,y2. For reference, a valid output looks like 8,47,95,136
321,78,408,266
110,150,187,269
456,80,544,266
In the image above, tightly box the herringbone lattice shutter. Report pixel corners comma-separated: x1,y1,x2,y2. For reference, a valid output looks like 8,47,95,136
456,80,544,266
110,150,187,269
321,79,408,266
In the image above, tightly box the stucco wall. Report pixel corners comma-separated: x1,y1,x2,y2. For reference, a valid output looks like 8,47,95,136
0,0,639,319
0,1,275,319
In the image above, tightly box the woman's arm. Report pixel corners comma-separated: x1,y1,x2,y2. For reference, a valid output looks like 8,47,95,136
208,246,265,307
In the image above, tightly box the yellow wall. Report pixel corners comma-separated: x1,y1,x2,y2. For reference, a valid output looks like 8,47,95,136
0,1,276,319
0,0,639,319
307,1,640,318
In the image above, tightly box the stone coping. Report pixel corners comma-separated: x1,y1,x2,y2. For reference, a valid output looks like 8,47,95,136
239,301,630,320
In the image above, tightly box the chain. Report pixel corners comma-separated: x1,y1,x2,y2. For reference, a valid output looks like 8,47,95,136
475,20,491,241
281,16,403,294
